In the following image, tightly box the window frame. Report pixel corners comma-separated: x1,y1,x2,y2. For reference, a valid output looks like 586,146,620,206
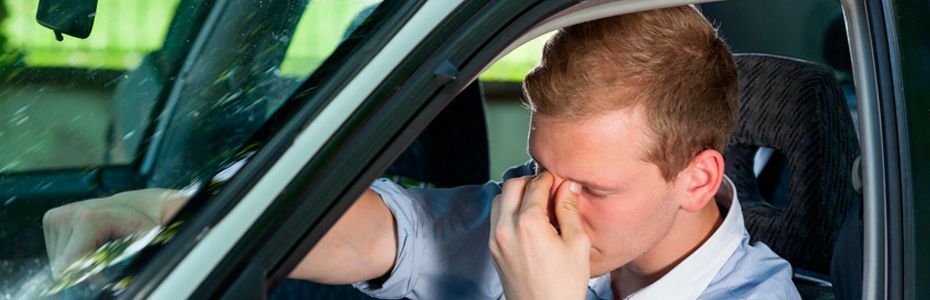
129,0,434,298
167,0,898,297
841,0,915,298
47,0,905,297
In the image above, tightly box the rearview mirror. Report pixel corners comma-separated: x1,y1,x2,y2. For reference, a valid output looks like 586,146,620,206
36,0,98,41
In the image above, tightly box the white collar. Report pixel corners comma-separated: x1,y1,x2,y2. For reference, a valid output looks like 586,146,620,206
587,175,745,300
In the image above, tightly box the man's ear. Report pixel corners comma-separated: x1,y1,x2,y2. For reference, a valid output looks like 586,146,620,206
677,150,725,212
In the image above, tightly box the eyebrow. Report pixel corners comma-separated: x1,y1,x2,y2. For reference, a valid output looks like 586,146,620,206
529,153,620,192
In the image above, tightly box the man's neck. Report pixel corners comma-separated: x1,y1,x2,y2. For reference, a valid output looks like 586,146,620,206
610,198,724,299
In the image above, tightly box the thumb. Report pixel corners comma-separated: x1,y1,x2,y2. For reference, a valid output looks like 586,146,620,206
554,180,587,244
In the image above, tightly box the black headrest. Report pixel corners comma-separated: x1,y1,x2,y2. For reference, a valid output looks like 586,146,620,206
725,54,860,275
386,81,490,187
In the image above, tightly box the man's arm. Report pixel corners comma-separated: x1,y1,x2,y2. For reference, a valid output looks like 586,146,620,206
43,188,398,284
289,189,397,284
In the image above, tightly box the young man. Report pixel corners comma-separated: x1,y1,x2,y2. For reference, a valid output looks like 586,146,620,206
44,6,800,300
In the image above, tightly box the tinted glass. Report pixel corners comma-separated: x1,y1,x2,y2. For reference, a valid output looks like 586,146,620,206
0,0,382,297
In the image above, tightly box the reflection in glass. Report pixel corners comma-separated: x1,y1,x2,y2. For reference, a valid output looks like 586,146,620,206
0,0,383,297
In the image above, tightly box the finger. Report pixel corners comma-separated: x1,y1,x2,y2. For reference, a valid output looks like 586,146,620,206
490,195,501,233
518,171,553,216
498,177,530,222
57,205,77,248
51,207,77,276
489,195,505,258
57,223,102,274
554,180,587,243
42,209,61,274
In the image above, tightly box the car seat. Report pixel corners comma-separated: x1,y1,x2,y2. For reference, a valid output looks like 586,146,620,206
724,54,860,296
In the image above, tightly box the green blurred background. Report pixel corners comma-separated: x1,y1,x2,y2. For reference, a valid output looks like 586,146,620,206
1,0,545,79
0,0,846,180
0,0,538,179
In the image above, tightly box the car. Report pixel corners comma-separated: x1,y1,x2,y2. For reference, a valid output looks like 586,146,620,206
0,0,925,299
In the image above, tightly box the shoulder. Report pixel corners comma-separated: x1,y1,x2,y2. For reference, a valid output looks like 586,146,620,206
699,237,801,300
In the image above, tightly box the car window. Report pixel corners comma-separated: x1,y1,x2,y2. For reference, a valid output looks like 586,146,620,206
0,0,383,297
271,1,863,299
0,0,181,172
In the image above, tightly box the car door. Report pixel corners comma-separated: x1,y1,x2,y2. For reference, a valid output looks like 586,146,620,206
9,0,917,298
143,1,559,297
0,0,207,293
158,0,924,298
0,0,410,298
852,0,930,299
142,0,741,299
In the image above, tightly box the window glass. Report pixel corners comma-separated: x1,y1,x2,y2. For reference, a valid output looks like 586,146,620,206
0,0,180,172
0,0,384,297
3,0,181,69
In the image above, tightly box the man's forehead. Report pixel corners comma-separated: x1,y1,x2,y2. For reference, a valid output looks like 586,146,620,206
527,113,652,189
527,149,633,191
529,108,653,152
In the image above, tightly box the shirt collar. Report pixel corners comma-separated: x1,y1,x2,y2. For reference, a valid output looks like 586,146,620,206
586,175,745,300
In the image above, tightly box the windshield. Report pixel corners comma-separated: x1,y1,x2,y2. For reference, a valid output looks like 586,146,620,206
0,0,382,297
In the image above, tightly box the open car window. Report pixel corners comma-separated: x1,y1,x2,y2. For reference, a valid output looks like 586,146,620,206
263,1,863,299
0,0,384,297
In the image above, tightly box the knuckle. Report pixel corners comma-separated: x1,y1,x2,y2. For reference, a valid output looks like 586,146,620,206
42,208,59,226
524,180,542,192
526,177,551,194
493,227,511,244
558,198,580,212
74,207,102,223
570,235,591,249
501,179,516,189
515,216,540,234
501,178,526,191
488,240,501,258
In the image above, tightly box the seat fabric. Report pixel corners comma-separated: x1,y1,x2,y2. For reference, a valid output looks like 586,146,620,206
725,54,860,275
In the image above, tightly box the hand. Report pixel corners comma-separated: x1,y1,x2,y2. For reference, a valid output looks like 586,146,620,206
42,189,186,277
489,171,591,300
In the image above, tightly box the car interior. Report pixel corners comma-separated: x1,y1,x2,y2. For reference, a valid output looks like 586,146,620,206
268,1,864,300
725,53,861,300
0,0,325,295
0,0,866,298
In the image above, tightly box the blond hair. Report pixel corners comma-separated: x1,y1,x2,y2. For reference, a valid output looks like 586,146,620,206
523,6,738,180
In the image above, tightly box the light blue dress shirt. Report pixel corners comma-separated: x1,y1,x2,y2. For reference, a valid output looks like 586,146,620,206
353,162,801,299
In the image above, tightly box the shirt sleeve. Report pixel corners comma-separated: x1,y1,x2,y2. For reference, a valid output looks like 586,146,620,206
352,179,422,298
352,179,506,300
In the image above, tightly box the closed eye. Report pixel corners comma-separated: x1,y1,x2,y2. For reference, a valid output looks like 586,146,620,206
583,187,610,199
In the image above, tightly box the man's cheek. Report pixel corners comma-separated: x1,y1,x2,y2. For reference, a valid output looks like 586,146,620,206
577,206,596,239
580,202,626,245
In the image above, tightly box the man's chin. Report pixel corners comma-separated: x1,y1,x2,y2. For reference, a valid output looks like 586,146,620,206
588,254,630,278
588,260,614,278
